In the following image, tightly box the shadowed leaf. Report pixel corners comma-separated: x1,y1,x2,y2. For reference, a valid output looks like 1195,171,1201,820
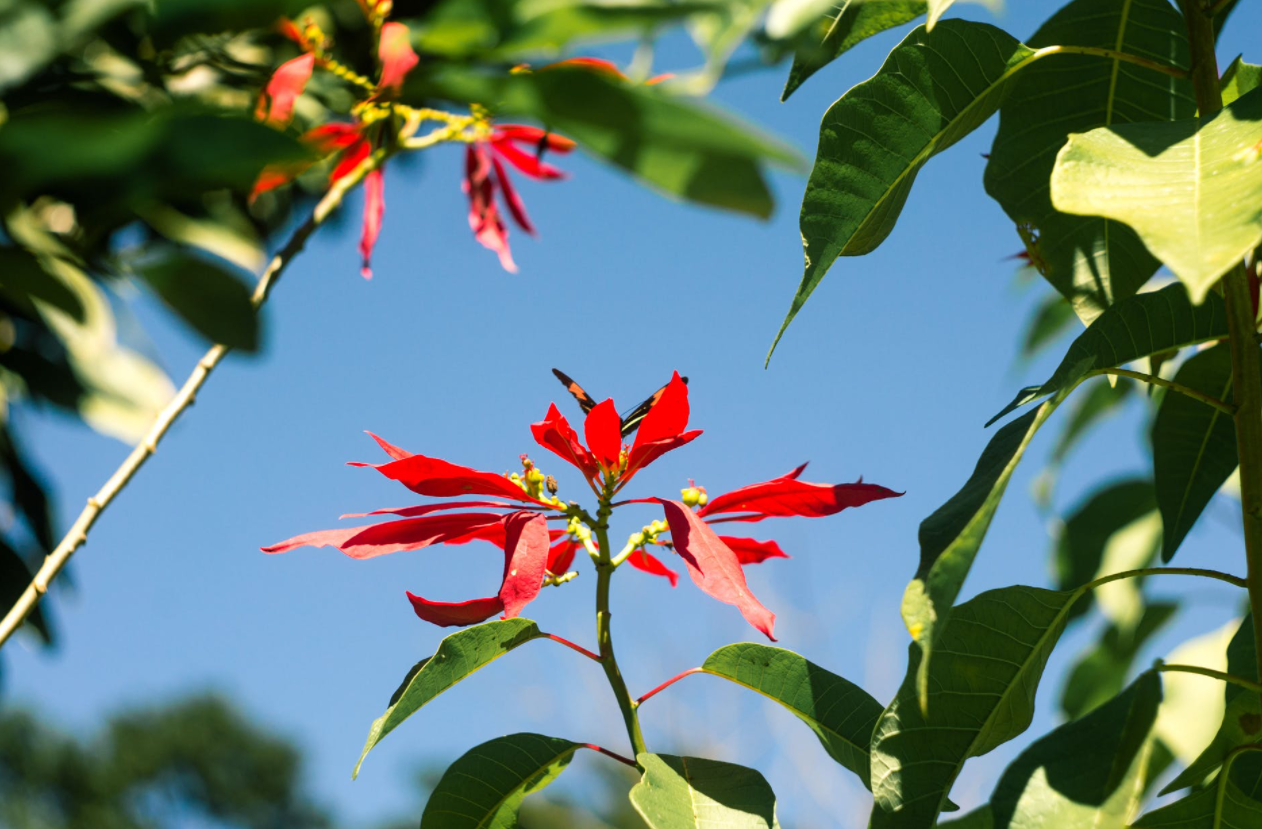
780,1,926,101
631,753,779,829
135,251,260,352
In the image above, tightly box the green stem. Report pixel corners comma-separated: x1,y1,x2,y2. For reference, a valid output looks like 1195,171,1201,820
1179,0,1262,698
1084,566,1247,590
1155,663,1262,694
1031,44,1189,79
1087,367,1237,415
593,502,647,760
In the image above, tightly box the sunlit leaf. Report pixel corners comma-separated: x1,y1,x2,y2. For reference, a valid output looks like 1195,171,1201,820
1050,88,1262,303
134,250,260,352
0,0,56,93
630,753,779,829
355,618,546,778
1161,686,1261,794
420,733,580,829
984,0,1193,322
1060,603,1175,720
700,642,882,787
781,1,926,101
1221,56,1261,106
1134,750,1262,828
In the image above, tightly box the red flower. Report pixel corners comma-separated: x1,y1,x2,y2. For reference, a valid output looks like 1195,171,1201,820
464,125,574,272
376,22,418,96
255,53,315,128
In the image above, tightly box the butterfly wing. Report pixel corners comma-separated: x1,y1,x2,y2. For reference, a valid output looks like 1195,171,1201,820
551,368,598,415
618,376,689,438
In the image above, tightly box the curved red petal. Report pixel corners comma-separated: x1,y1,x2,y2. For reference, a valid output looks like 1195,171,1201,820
406,593,503,627
492,125,576,153
331,138,372,183
584,399,622,468
627,549,678,587
304,123,364,154
464,144,517,272
491,138,566,180
656,499,775,640
627,372,690,473
376,22,419,94
698,477,902,520
492,156,536,235
261,512,506,559
255,53,315,127
498,511,551,619
547,538,581,574
359,168,385,279
365,431,412,460
530,403,600,480
349,453,553,507
340,500,521,519
717,536,789,565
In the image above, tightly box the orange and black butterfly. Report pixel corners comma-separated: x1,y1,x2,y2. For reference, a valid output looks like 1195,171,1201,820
551,368,688,438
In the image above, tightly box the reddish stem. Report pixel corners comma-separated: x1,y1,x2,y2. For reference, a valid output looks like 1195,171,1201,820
546,633,602,662
636,667,704,705
582,743,637,767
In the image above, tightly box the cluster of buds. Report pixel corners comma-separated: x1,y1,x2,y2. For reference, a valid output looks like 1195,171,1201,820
627,518,670,551
508,455,563,508
681,481,708,508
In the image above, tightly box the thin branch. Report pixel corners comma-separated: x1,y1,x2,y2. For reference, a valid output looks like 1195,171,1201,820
1155,663,1262,694
581,743,638,768
0,148,390,651
1088,367,1237,415
1086,566,1248,590
1032,44,1190,79
635,668,704,706
545,633,602,663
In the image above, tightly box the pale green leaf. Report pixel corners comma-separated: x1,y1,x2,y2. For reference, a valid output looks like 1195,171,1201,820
926,0,1002,30
1161,688,1261,794
700,643,882,788
1050,88,1262,303
1153,620,1237,768
1221,57,1261,107
1060,603,1176,720
985,0,1194,322
780,1,926,101
355,619,546,778
630,753,779,829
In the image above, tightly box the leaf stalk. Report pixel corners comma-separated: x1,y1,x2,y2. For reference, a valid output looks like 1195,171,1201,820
1088,367,1237,415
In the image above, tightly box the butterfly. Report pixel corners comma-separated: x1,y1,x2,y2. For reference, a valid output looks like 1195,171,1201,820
551,368,688,438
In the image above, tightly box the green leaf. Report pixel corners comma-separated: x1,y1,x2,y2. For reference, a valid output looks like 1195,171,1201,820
406,66,800,220
630,753,779,829
420,733,580,829
149,0,311,45
0,246,85,322
872,585,1083,829
902,399,1066,707
134,250,259,352
1022,294,1077,359
780,1,926,101
1134,750,1262,828
1153,345,1242,562
355,619,547,778
1060,603,1176,720
1221,56,1262,106
1226,614,1258,705
1161,687,1262,794
775,20,1036,358
988,283,1227,426
0,0,57,93
926,0,1001,29
990,673,1162,829
1050,87,1262,303
699,642,883,788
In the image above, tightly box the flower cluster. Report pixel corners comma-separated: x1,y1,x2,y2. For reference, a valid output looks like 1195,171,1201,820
264,374,900,639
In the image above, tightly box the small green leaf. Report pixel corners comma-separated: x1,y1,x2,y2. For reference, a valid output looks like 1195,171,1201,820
989,283,1227,425
700,643,882,788
1134,751,1262,828
1050,87,1262,303
987,673,1162,829
630,753,779,829
872,585,1083,829
780,1,926,101
1060,603,1175,720
776,19,1036,357
420,733,580,829
1153,345,1243,562
355,619,547,778
1221,56,1262,106
135,251,259,352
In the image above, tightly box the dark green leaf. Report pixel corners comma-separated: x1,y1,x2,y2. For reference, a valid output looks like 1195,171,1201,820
984,0,1193,322
354,619,546,778
1060,603,1175,720
1161,688,1262,795
1153,345,1242,562
134,250,259,351
780,0,926,101
988,284,1227,426
1226,614,1258,705
872,585,1083,829
420,733,580,829
0,539,51,645
0,424,56,551
1134,750,1262,828
630,753,779,829
149,0,311,45
1021,294,1076,359
700,642,882,788
0,246,85,322
774,20,1035,357
406,66,801,219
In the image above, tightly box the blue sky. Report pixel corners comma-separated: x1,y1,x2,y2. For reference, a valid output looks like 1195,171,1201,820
8,4,1262,827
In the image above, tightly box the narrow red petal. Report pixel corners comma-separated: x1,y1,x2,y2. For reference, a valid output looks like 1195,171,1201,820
304,123,364,154
407,593,503,627
627,372,690,474
359,168,385,279
698,476,902,520
530,403,600,480
498,511,551,618
584,399,622,468
492,156,536,235
657,499,775,640
331,138,372,183
627,549,678,587
339,501,520,519
547,538,581,574
491,138,566,180
256,53,315,127
623,430,702,484
365,431,412,460
349,453,553,507
492,125,576,153
464,144,517,272
717,536,789,565
261,512,506,560
376,22,419,94
543,57,626,80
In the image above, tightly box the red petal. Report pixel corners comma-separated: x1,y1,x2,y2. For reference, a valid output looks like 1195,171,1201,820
407,593,503,627
331,138,372,183
492,156,536,235
359,168,385,279
491,138,566,180
646,73,675,85
255,53,315,127
626,372,691,474
530,403,600,480
251,166,301,200
718,536,789,565
698,474,902,520
656,499,775,640
304,123,364,154
365,431,412,460
376,22,419,94
277,18,306,46
627,549,678,587
584,399,622,469
547,538,581,574
350,453,553,507
543,57,626,80
492,125,576,153
340,500,520,519
464,144,517,272
261,512,506,559
498,511,550,619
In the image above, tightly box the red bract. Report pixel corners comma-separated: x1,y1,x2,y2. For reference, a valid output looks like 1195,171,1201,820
376,22,418,95
255,53,315,127
627,548,679,587
697,465,902,521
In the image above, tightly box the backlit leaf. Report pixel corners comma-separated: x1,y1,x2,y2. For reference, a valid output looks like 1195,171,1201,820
134,250,260,352
780,1,926,101
630,753,779,829
1060,603,1175,720
1221,57,1261,106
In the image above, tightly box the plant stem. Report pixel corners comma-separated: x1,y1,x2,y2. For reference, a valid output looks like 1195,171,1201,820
1085,566,1247,590
1155,663,1262,694
1088,367,1237,415
636,668,705,706
593,502,648,761
0,148,389,651
582,743,639,768
545,633,602,662
1031,44,1189,79
1179,0,1262,695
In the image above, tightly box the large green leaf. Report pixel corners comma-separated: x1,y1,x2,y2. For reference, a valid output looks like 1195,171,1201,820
630,753,779,829
1153,345,1242,562
1050,87,1262,303
1225,614,1258,706
984,0,1193,322
700,643,882,788
872,585,1083,829
988,283,1227,425
1060,603,1175,720
780,1,926,101
776,19,1036,356
987,672,1162,829
1134,750,1262,828
902,400,1066,707
0,245,85,322
354,619,547,778
1221,57,1262,106
406,65,801,220
420,733,580,829
1161,687,1261,794
134,250,260,352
